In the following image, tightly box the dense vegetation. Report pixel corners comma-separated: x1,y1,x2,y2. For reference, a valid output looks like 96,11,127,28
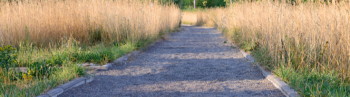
0,0,181,96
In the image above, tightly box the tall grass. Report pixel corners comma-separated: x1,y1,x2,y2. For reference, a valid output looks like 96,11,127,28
0,0,181,96
189,1,350,96
0,0,180,46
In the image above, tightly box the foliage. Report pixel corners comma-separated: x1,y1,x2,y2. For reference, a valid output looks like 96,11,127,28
0,45,21,83
172,0,227,9
1,64,85,96
0,45,17,70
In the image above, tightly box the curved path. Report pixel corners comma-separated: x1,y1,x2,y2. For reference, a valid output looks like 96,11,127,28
59,25,285,97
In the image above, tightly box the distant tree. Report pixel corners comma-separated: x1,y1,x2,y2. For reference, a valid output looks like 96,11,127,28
170,0,227,9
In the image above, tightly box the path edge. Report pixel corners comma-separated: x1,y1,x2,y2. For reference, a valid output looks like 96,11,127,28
37,50,135,97
82,31,172,70
229,42,299,97
37,76,94,97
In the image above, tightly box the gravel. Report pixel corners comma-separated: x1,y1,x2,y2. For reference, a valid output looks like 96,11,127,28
59,25,285,97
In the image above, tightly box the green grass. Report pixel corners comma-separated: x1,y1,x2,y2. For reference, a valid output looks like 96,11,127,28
16,36,160,67
181,7,206,12
274,65,350,97
1,63,85,97
181,21,196,25
16,39,135,67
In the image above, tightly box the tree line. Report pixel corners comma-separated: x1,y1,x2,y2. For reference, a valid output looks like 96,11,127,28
159,0,228,9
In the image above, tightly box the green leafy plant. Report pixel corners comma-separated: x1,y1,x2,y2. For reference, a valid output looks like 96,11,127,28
0,45,22,83
0,45,17,70
27,60,58,78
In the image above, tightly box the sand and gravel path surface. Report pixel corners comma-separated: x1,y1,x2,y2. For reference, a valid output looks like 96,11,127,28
59,25,285,97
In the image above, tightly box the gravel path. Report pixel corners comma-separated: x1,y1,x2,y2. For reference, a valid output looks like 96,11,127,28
59,25,285,97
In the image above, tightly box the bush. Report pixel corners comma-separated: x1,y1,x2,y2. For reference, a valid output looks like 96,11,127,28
0,45,21,83
0,45,17,70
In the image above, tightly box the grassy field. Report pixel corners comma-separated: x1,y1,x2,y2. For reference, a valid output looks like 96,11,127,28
182,1,350,96
0,0,181,96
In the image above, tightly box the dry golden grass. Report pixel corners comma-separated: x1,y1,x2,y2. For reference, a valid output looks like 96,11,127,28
0,0,181,46
201,1,350,80
182,10,215,26
181,12,198,25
